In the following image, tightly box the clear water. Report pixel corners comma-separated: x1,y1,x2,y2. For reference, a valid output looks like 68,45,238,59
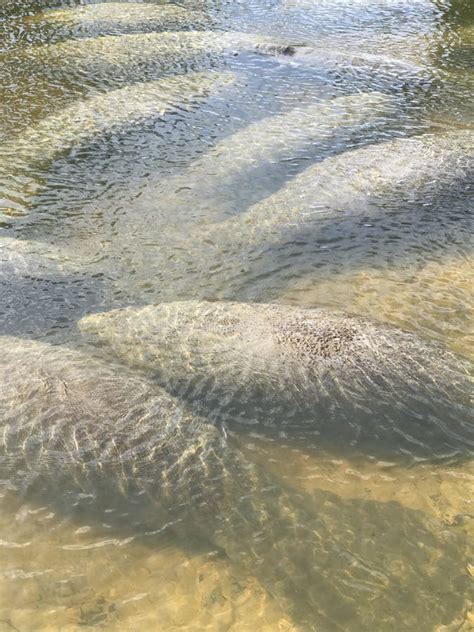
0,0,473,630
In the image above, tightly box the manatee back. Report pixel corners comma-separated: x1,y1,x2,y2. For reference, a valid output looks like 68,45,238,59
0,336,216,521
80,301,474,463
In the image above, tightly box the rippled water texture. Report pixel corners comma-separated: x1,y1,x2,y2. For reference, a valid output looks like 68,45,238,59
0,0,473,630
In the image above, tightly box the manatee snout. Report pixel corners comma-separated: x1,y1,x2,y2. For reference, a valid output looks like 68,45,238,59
255,42,308,57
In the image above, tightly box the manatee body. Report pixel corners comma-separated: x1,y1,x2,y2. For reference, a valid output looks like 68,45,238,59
104,129,473,303
280,256,474,360
20,90,395,266
187,130,472,282
276,42,429,82
0,3,210,54
14,30,302,83
278,0,441,45
113,91,394,227
23,3,210,41
56,90,393,251
0,335,470,631
0,30,301,139
80,301,474,463
0,71,234,220
5,71,234,171
0,237,101,336
209,129,473,247
0,236,70,277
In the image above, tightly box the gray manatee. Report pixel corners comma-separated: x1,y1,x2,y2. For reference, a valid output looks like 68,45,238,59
109,91,394,227
202,129,473,247
276,0,442,45
80,301,474,464
47,90,394,248
103,129,473,303
0,236,101,336
0,30,302,139
0,71,234,220
0,335,470,631
13,30,304,82
21,3,211,41
0,235,72,277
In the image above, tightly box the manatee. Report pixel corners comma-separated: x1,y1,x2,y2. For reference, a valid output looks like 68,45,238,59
0,30,303,139
208,129,473,245
279,256,474,360
0,236,101,336
80,301,474,464
19,90,395,263
0,71,235,220
12,30,305,82
0,3,210,54
239,5,435,88
101,129,473,302
280,0,438,25
51,90,394,245
111,91,394,226
258,3,441,55
0,335,470,631
0,235,71,277
274,42,429,81
22,3,210,40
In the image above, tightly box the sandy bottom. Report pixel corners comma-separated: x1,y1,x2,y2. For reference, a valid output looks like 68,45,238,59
1,436,473,632
0,487,297,632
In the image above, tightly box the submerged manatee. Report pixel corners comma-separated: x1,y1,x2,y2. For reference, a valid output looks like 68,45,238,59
0,235,70,277
280,256,474,360
23,3,210,40
101,128,473,303
20,90,395,268
0,336,470,631
80,301,474,463
0,29,303,139
13,30,304,83
0,3,210,55
0,236,101,336
0,71,234,220
205,129,473,246
113,91,394,226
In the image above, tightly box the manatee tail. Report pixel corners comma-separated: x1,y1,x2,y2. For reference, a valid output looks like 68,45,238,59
169,424,468,632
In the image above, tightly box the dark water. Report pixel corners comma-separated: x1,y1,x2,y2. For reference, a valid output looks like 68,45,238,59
0,0,473,630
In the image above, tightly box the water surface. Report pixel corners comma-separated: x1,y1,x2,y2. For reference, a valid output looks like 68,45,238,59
0,0,473,630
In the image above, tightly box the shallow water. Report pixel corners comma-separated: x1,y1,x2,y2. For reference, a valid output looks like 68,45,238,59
0,0,473,630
